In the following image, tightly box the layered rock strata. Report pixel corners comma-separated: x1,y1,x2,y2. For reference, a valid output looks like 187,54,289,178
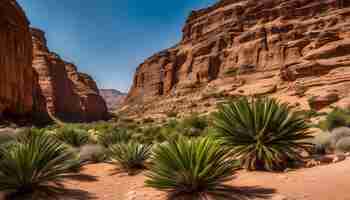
125,0,350,118
0,0,35,118
31,28,108,122
100,89,127,111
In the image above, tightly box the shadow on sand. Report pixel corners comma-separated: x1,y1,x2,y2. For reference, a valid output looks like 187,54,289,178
167,185,276,200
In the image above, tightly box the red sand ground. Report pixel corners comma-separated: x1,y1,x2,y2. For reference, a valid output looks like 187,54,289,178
61,158,350,200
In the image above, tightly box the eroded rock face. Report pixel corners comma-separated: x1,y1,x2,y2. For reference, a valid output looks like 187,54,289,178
31,28,108,122
0,0,35,118
100,89,127,111
125,0,350,118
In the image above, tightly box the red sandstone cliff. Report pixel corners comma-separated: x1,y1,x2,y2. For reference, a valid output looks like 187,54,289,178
100,89,127,111
0,0,36,118
31,28,108,122
125,0,350,118
0,0,107,122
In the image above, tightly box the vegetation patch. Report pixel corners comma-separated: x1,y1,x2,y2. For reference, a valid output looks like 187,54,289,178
0,133,80,200
317,107,350,131
109,142,151,175
145,137,239,199
213,97,313,171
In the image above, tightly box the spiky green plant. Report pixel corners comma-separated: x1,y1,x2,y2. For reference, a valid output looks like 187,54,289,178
213,97,313,171
97,129,130,148
109,142,151,174
145,137,237,199
55,126,90,148
0,134,79,199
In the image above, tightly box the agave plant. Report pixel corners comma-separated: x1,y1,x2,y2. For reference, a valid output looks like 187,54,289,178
55,126,90,148
0,134,79,199
145,137,237,199
109,141,151,174
213,97,313,171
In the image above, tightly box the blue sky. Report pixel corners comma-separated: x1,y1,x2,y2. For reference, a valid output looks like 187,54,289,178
18,0,217,92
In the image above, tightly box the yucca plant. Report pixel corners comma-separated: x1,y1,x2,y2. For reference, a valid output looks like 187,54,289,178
55,126,90,148
109,142,151,174
0,134,79,199
145,137,237,199
213,97,313,171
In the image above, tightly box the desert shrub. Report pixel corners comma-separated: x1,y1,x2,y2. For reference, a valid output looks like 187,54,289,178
335,137,350,153
109,142,151,174
97,128,130,148
295,109,327,120
145,137,238,199
182,113,208,130
312,132,332,154
317,107,350,131
312,127,350,154
329,127,350,149
55,126,91,148
87,121,117,133
214,97,313,171
0,131,16,146
159,114,210,139
131,126,164,144
130,115,210,144
224,67,239,77
0,134,79,199
79,144,107,163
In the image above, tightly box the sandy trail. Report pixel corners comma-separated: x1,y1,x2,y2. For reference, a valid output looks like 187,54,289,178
61,158,350,200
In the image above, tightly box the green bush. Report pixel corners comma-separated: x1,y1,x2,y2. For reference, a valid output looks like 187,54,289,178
295,109,327,120
145,137,237,199
132,126,165,144
181,114,208,132
312,132,332,154
97,129,130,148
55,126,91,148
0,134,79,199
109,142,151,174
317,107,350,131
213,97,313,171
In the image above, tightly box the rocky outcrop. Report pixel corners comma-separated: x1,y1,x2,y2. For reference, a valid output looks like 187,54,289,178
0,0,107,123
0,0,35,118
125,0,350,118
31,28,108,122
100,89,127,111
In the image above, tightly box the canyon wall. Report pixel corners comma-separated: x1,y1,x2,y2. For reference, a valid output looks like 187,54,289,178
125,0,350,118
31,28,108,122
100,89,127,111
0,0,107,122
0,0,35,118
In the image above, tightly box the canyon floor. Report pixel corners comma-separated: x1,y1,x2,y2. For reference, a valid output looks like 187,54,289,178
58,158,350,200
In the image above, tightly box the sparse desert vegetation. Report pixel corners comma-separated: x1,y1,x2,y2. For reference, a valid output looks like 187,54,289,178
2,97,350,199
3,0,350,199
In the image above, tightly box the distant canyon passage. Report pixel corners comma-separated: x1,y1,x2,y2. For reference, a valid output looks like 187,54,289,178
124,0,350,118
0,0,108,122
